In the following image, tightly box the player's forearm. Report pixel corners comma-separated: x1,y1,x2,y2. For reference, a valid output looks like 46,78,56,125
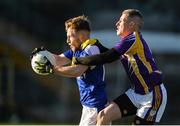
54,54,71,66
54,69,77,78
53,65,87,78
75,48,120,65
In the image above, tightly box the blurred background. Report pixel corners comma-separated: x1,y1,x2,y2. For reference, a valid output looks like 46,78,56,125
0,0,180,125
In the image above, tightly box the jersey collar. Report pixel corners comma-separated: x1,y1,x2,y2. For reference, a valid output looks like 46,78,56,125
81,39,97,49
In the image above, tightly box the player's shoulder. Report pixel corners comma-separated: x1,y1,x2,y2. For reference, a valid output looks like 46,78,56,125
84,45,100,56
85,44,99,50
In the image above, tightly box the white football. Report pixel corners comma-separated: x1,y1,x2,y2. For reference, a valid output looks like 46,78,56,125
31,50,56,75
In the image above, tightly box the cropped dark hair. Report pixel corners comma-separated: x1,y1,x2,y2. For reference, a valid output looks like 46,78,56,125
122,9,144,30
122,9,143,19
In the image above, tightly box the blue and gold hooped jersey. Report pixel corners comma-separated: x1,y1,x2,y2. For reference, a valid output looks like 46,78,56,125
63,39,108,111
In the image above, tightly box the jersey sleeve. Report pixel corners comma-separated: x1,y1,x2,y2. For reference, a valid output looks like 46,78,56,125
83,45,101,69
114,35,136,55
63,49,73,60
84,45,100,56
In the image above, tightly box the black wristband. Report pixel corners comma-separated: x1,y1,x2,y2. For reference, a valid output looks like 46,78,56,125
76,48,120,65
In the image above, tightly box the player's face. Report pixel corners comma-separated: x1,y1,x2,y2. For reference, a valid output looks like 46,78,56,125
66,28,81,52
116,13,131,38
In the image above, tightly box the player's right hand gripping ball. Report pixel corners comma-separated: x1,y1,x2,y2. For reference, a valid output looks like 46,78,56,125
31,47,54,75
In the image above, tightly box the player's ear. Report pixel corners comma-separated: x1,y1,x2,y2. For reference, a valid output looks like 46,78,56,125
129,21,135,29
79,33,84,40
78,31,87,42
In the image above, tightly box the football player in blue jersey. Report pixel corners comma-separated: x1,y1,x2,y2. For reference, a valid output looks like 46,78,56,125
73,9,167,125
31,15,109,125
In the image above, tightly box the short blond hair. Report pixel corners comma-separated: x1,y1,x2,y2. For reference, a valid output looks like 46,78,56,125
65,15,91,32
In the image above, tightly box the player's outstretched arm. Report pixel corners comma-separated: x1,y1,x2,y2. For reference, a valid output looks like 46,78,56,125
74,48,120,65
53,54,89,78
31,47,72,75
53,64,88,78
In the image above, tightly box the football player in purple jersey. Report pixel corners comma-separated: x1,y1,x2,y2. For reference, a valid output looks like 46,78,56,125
74,9,167,125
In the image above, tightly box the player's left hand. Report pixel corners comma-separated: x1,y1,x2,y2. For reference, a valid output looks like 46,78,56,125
34,59,54,75
30,46,56,75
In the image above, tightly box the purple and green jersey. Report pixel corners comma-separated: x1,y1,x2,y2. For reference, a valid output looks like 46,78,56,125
114,32,162,95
